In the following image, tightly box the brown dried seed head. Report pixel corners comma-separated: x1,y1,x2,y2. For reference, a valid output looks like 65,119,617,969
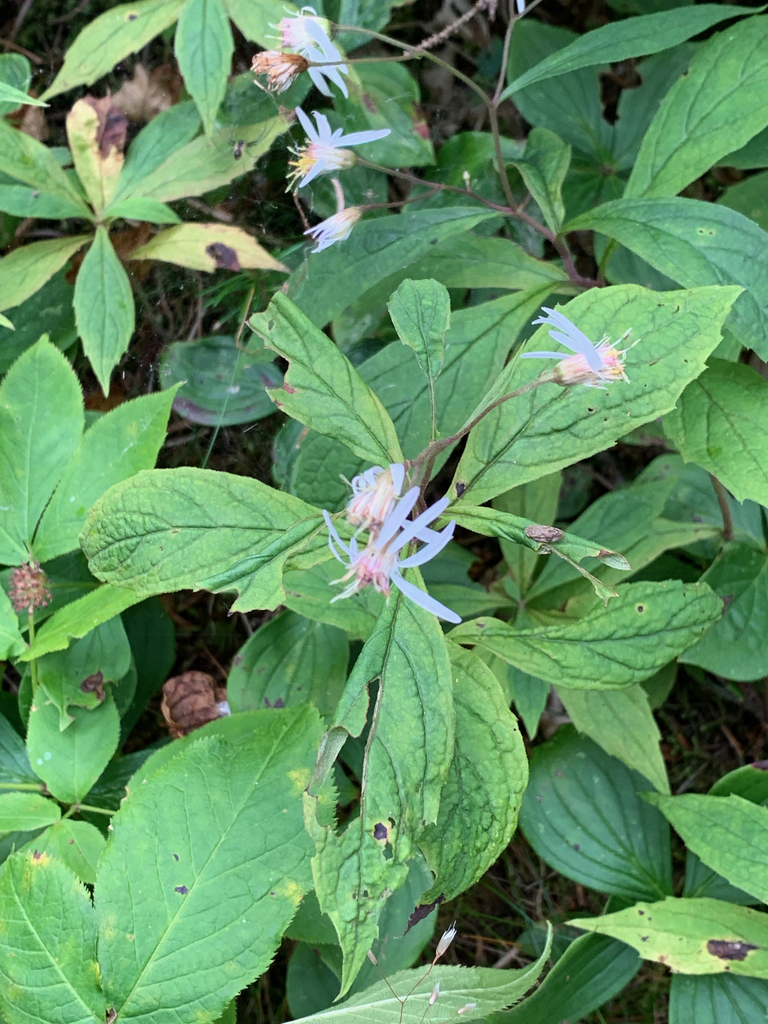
251,51,308,93
161,671,228,739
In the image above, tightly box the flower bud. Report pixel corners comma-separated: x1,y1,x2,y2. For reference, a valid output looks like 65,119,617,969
435,921,457,960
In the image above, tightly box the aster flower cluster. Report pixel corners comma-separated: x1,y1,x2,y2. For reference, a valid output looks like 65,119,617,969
323,463,461,623
522,306,631,389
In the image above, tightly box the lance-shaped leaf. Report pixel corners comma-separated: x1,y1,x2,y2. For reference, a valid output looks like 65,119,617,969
568,198,768,360
35,387,177,564
665,360,768,505
0,121,91,215
388,278,450,384
97,708,322,1024
20,819,106,886
418,644,527,904
625,16,768,199
66,97,126,214
646,793,768,906
452,285,740,507
0,852,105,1024
41,0,184,100
0,235,91,313
0,792,60,831
669,974,768,1024
451,581,719,689
503,5,753,98
81,467,326,612
558,685,669,794
287,936,552,1024
509,128,570,234
74,226,135,394
570,897,768,978
175,0,233,134
306,581,454,996
131,222,287,273
250,293,403,465
20,584,139,660
0,337,84,565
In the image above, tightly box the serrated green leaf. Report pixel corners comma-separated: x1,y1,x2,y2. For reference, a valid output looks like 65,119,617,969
626,16,768,198
480,654,549,739
20,819,105,885
307,582,453,996
41,0,184,100
665,360,768,505
21,584,140,660
81,467,326,612
0,851,104,1024
388,278,450,387
35,388,177,563
0,792,60,831
498,933,640,1024
451,581,720,689
175,0,232,133
27,694,119,804
570,897,768,977
669,973,768,1024
0,268,77,375
0,337,83,565
250,292,403,464
288,208,497,328
228,610,348,719
419,644,527,903
283,560,383,640
568,198,768,360
289,933,552,1024
559,684,668,793
0,236,90,315
519,727,673,900
97,707,322,1023
648,793,768,905
452,285,741,507
222,0,292,46
509,128,570,234
502,5,754,99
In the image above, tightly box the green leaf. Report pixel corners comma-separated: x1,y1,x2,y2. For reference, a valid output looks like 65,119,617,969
160,334,282,426
570,897,768,977
0,184,89,220
680,543,768,682
450,581,720,689
20,819,105,885
82,468,325,612
0,337,83,565
111,101,201,202
418,644,527,904
0,792,60,831
452,285,741,507
648,793,768,905
283,560,382,641
104,196,181,223
307,583,453,996
0,235,90,314
719,125,768,170
37,617,132,727
21,584,140,660
250,292,403,464
519,727,673,900
0,851,104,1024
222,0,291,46
669,974,768,1024
132,222,287,273
626,16,768,198
665,360,768,505
27,695,120,804
717,169,768,233
0,121,90,215
0,589,25,661
480,655,549,739
34,388,177,563
498,933,640,1024
569,198,768,360
509,128,570,234
41,0,184,100
0,711,37,787
175,0,232,133
288,208,497,328
558,685,668,793
73,226,135,395
97,707,322,1023
0,268,77,375
119,598,175,738
228,610,348,719
288,935,552,1024
388,278,450,388
503,5,754,99
0,53,33,116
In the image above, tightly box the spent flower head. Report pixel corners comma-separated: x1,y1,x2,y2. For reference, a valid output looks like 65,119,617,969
251,51,308,93
305,205,362,252
276,6,349,96
522,306,631,389
344,462,405,533
288,107,390,189
9,561,51,613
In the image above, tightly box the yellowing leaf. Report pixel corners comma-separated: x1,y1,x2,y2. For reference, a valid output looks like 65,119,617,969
131,222,287,272
66,97,126,214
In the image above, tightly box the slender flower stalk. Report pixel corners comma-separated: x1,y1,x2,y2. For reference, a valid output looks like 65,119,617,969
324,484,460,623
277,6,350,96
522,306,631,389
288,108,391,189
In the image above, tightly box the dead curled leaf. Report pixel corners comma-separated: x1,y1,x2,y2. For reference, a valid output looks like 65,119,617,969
161,671,228,739
112,63,182,122
82,94,128,159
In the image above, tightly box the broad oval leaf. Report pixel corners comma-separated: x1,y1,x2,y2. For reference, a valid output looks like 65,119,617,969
20,819,106,886
0,792,60,831
669,974,768,1024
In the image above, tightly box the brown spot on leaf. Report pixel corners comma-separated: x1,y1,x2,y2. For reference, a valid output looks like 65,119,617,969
174,885,189,895
205,243,241,271
707,940,758,961
525,524,564,543
362,93,377,113
83,95,128,158
456,482,466,497
80,671,105,700
405,895,444,934
373,822,388,840
283,384,297,394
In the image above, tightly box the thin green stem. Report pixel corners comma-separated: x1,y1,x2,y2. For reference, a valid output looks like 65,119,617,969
0,782,44,791
27,609,38,695
710,474,734,542
75,803,114,816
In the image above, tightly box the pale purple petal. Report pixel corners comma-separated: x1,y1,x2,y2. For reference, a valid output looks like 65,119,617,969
390,463,405,496
295,106,317,140
391,496,451,553
322,64,349,97
377,486,420,547
313,110,333,140
397,521,455,568
338,128,392,146
303,16,335,52
391,573,461,623
520,350,569,360
308,66,333,96
323,509,350,559
297,160,326,187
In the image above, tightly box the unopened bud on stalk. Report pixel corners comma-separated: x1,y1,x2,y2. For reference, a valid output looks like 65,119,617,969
429,983,440,1005
434,922,457,960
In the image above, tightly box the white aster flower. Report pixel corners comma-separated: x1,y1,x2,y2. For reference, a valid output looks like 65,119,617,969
521,306,630,389
288,107,391,189
278,6,330,51
345,462,405,533
305,205,362,252
277,6,350,97
323,486,461,623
